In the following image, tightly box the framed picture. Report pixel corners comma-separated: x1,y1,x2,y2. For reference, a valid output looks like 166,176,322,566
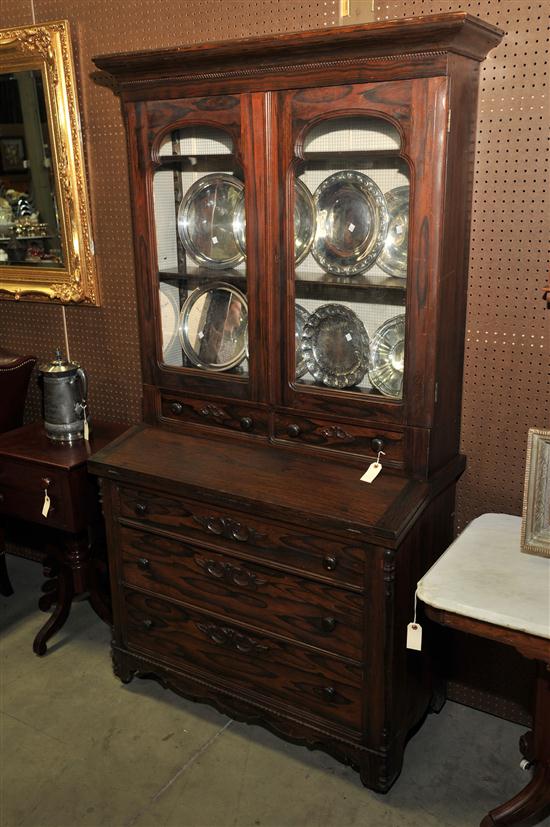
0,137,25,172
521,427,550,558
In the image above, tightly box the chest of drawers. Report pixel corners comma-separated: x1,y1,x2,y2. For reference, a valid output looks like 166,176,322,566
89,424,462,791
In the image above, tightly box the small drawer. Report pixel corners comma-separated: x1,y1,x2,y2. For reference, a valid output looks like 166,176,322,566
273,413,405,465
120,526,363,660
0,461,66,529
123,588,363,730
160,394,269,438
118,488,364,589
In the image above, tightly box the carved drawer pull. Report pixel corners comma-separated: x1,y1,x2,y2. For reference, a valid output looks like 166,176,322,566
134,502,148,516
322,554,338,571
320,616,337,633
137,557,151,571
199,403,225,422
142,619,154,631
196,557,266,589
193,514,266,545
196,622,269,656
320,425,352,441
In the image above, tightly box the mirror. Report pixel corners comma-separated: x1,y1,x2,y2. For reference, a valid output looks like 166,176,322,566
0,21,99,304
178,283,248,371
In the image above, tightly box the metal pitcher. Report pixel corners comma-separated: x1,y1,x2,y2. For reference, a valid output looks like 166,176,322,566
39,349,90,442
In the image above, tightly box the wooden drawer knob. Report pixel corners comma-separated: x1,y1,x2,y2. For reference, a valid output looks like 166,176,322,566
322,554,338,571
240,416,254,431
322,686,336,702
321,616,337,633
0,493,4,504
371,437,385,454
142,619,154,631
287,423,301,438
137,557,151,571
170,402,183,415
134,502,148,516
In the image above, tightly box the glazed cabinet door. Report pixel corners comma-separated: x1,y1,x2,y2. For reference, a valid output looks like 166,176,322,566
275,77,448,430
126,92,269,405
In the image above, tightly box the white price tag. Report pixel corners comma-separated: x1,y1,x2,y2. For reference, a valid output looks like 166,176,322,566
345,333,352,342
348,223,355,232
42,489,51,518
212,236,218,245
83,418,90,442
395,225,404,235
406,622,422,651
360,461,382,484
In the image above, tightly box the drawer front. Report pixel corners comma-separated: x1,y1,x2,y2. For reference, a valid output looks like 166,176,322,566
124,588,363,730
273,413,405,465
118,487,364,589
120,526,363,660
160,394,269,438
0,460,67,528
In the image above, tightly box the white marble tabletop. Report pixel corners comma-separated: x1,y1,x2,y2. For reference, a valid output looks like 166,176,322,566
417,513,550,639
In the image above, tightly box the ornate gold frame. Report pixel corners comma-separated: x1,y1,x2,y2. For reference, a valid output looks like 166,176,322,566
0,20,99,304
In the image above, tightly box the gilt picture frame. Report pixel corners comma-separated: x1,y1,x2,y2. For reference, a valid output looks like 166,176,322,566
521,427,550,558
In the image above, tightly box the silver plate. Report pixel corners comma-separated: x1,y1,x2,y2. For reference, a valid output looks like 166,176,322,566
369,314,405,398
178,174,244,269
311,170,389,276
178,282,248,372
233,179,314,265
300,303,370,389
377,186,409,279
295,303,310,379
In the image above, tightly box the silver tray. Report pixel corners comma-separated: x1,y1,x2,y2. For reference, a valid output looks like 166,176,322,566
233,178,314,265
178,174,245,269
178,282,248,372
369,314,405,398
311,170,389,276
300,303,370,389
377,186,409,279
295,303,310,379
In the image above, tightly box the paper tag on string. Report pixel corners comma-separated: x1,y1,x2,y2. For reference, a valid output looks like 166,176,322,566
360,461,382,484
42,490,51,518
83,418,90,441
406,622,422,651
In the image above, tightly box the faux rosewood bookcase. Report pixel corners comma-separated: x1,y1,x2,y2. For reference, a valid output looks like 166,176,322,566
89,13,503,791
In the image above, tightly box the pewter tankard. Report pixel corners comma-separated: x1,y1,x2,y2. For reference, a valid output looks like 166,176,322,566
39,349,90,442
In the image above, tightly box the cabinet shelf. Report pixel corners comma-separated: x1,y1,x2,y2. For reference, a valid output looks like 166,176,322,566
159,266,406,306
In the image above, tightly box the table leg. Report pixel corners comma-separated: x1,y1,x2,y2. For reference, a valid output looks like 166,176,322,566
0,524,14,597
33,564,74,656
480,661,550,826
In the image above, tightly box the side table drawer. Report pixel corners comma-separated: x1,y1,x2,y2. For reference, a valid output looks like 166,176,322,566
118,487,365,589
0,460,67,529
120,526,363,660
123,588,363,730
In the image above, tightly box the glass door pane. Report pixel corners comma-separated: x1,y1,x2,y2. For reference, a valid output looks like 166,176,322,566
293,116,408,399
153,125,248,376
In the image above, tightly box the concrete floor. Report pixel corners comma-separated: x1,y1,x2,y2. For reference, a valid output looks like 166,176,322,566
0,555,539,827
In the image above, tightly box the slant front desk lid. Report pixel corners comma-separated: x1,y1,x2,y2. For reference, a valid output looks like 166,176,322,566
88,425,465,546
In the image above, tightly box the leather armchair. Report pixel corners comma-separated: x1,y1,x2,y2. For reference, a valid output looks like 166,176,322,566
0,348,36,434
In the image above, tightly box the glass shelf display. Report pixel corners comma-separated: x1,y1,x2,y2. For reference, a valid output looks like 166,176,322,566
291,117,409,398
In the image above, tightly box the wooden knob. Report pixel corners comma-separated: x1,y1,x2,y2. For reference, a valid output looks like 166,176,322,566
322,686,336,702
170,402,183,415
0,493,4,504
142,619,154,631
134,502,148,516
321,616,337,633
322,554,337,571
287,424,301,438
371,437,385,454
137,557,150,571
240,416,254,431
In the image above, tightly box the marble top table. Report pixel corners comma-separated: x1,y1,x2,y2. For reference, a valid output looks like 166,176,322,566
417,513,550,827
417,513,550,640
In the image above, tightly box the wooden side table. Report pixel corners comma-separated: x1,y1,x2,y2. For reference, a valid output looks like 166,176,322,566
0,421,126,655
417,513,550,827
